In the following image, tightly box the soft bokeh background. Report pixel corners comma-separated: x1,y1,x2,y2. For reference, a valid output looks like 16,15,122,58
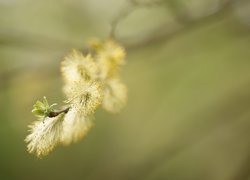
1,0,250,179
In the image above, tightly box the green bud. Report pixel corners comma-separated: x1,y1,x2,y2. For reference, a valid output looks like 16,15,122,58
32,97,57,118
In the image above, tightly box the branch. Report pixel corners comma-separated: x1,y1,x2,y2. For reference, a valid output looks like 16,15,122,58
0,0,236,87
231,151,250,180
123,0,234,51
48,107,70,118
109,0,165,39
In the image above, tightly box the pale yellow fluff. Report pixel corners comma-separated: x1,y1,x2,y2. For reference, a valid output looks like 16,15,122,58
64,80,103,115
25,113,64,158
60,104,93,145
90,39,126,80
61,49,99,83
102,78,127,113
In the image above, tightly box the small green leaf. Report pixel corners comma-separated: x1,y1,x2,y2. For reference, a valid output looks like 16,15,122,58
31,109,44,117
43,96,49,108
32,97,57,118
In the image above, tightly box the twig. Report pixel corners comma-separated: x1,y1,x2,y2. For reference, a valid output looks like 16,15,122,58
48,107,70,118
0,0,235,87
109,0,165,39
124,0,234,51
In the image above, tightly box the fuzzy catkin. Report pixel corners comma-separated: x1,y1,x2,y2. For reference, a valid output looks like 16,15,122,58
26,38,127,157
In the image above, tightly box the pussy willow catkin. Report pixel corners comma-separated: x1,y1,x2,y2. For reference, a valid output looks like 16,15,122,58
25,38,127,158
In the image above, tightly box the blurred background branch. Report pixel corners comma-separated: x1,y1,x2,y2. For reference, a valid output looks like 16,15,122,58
0,0,241,85
0,0,244,84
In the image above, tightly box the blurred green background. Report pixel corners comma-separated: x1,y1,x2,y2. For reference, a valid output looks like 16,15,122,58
1,0,250,179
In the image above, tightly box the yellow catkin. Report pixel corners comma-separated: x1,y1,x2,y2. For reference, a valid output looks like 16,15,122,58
90,39,126,80
60,104,93,145
61,49,99,83
102,78,127,113
26,38,128,157
65,80,103,115
25,113,65,158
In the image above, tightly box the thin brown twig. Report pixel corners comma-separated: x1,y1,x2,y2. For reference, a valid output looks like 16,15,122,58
48,107,70,118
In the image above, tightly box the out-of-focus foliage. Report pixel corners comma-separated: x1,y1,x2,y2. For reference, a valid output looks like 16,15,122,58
1,0,250,179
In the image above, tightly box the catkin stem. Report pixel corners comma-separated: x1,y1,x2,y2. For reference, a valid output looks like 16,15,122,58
48,107,70,118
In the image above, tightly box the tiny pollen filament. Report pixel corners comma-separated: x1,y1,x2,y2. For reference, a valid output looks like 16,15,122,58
25,38,128,158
